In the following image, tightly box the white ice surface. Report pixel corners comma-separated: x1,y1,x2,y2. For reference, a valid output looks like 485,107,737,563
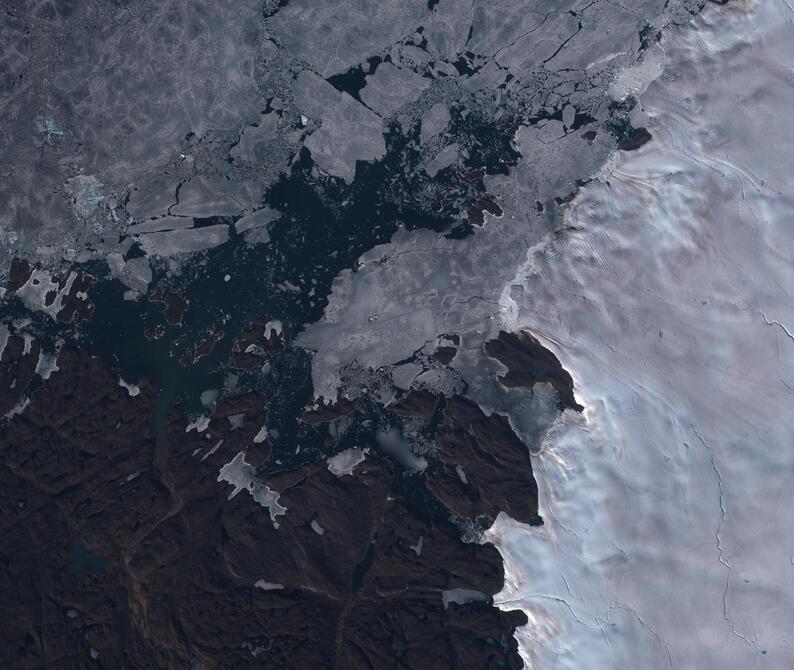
485,2,794,668
217,452,286,527
327,447,367,477
35,350,59,380
16,269,77,320
253,579,285,591
118,378,140,397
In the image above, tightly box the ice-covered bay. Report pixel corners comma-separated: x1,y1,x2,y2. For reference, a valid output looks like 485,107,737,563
487,2,794,667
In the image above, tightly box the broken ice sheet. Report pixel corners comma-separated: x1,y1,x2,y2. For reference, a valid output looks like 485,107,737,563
292,71,386,183
136,225,229,257
16,269,76,320
64,175,105,218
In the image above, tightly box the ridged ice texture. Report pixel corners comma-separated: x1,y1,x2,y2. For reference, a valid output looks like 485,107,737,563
486,2,794,668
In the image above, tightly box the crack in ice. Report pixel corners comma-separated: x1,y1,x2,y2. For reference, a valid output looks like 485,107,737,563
603,605,673,669
692,427,759,649
762,312,794,344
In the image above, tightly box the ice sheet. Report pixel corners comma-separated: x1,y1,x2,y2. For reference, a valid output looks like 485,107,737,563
486,2,794,667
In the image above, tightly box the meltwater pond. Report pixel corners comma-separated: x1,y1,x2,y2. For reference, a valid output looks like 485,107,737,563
487,1,794,668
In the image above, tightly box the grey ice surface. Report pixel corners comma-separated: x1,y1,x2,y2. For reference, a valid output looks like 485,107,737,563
16,269,81,320
118,378,140,397
359,62,431,116
1,0,266,261
266,0,428,78
424,143,459,178
235,207,279,234
136,225,229,258
485,2,794,667
291,2,794,667
292,71,386,184
217,452,286,527
106,254,152,294
375,428,427,473
441,588,490,610
169,176,247,218
327,447,367,477
3,1,778,666
253,579,285,591
419,103,451,146
34,350,59,381
0,324,8,360
1,0,703,272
